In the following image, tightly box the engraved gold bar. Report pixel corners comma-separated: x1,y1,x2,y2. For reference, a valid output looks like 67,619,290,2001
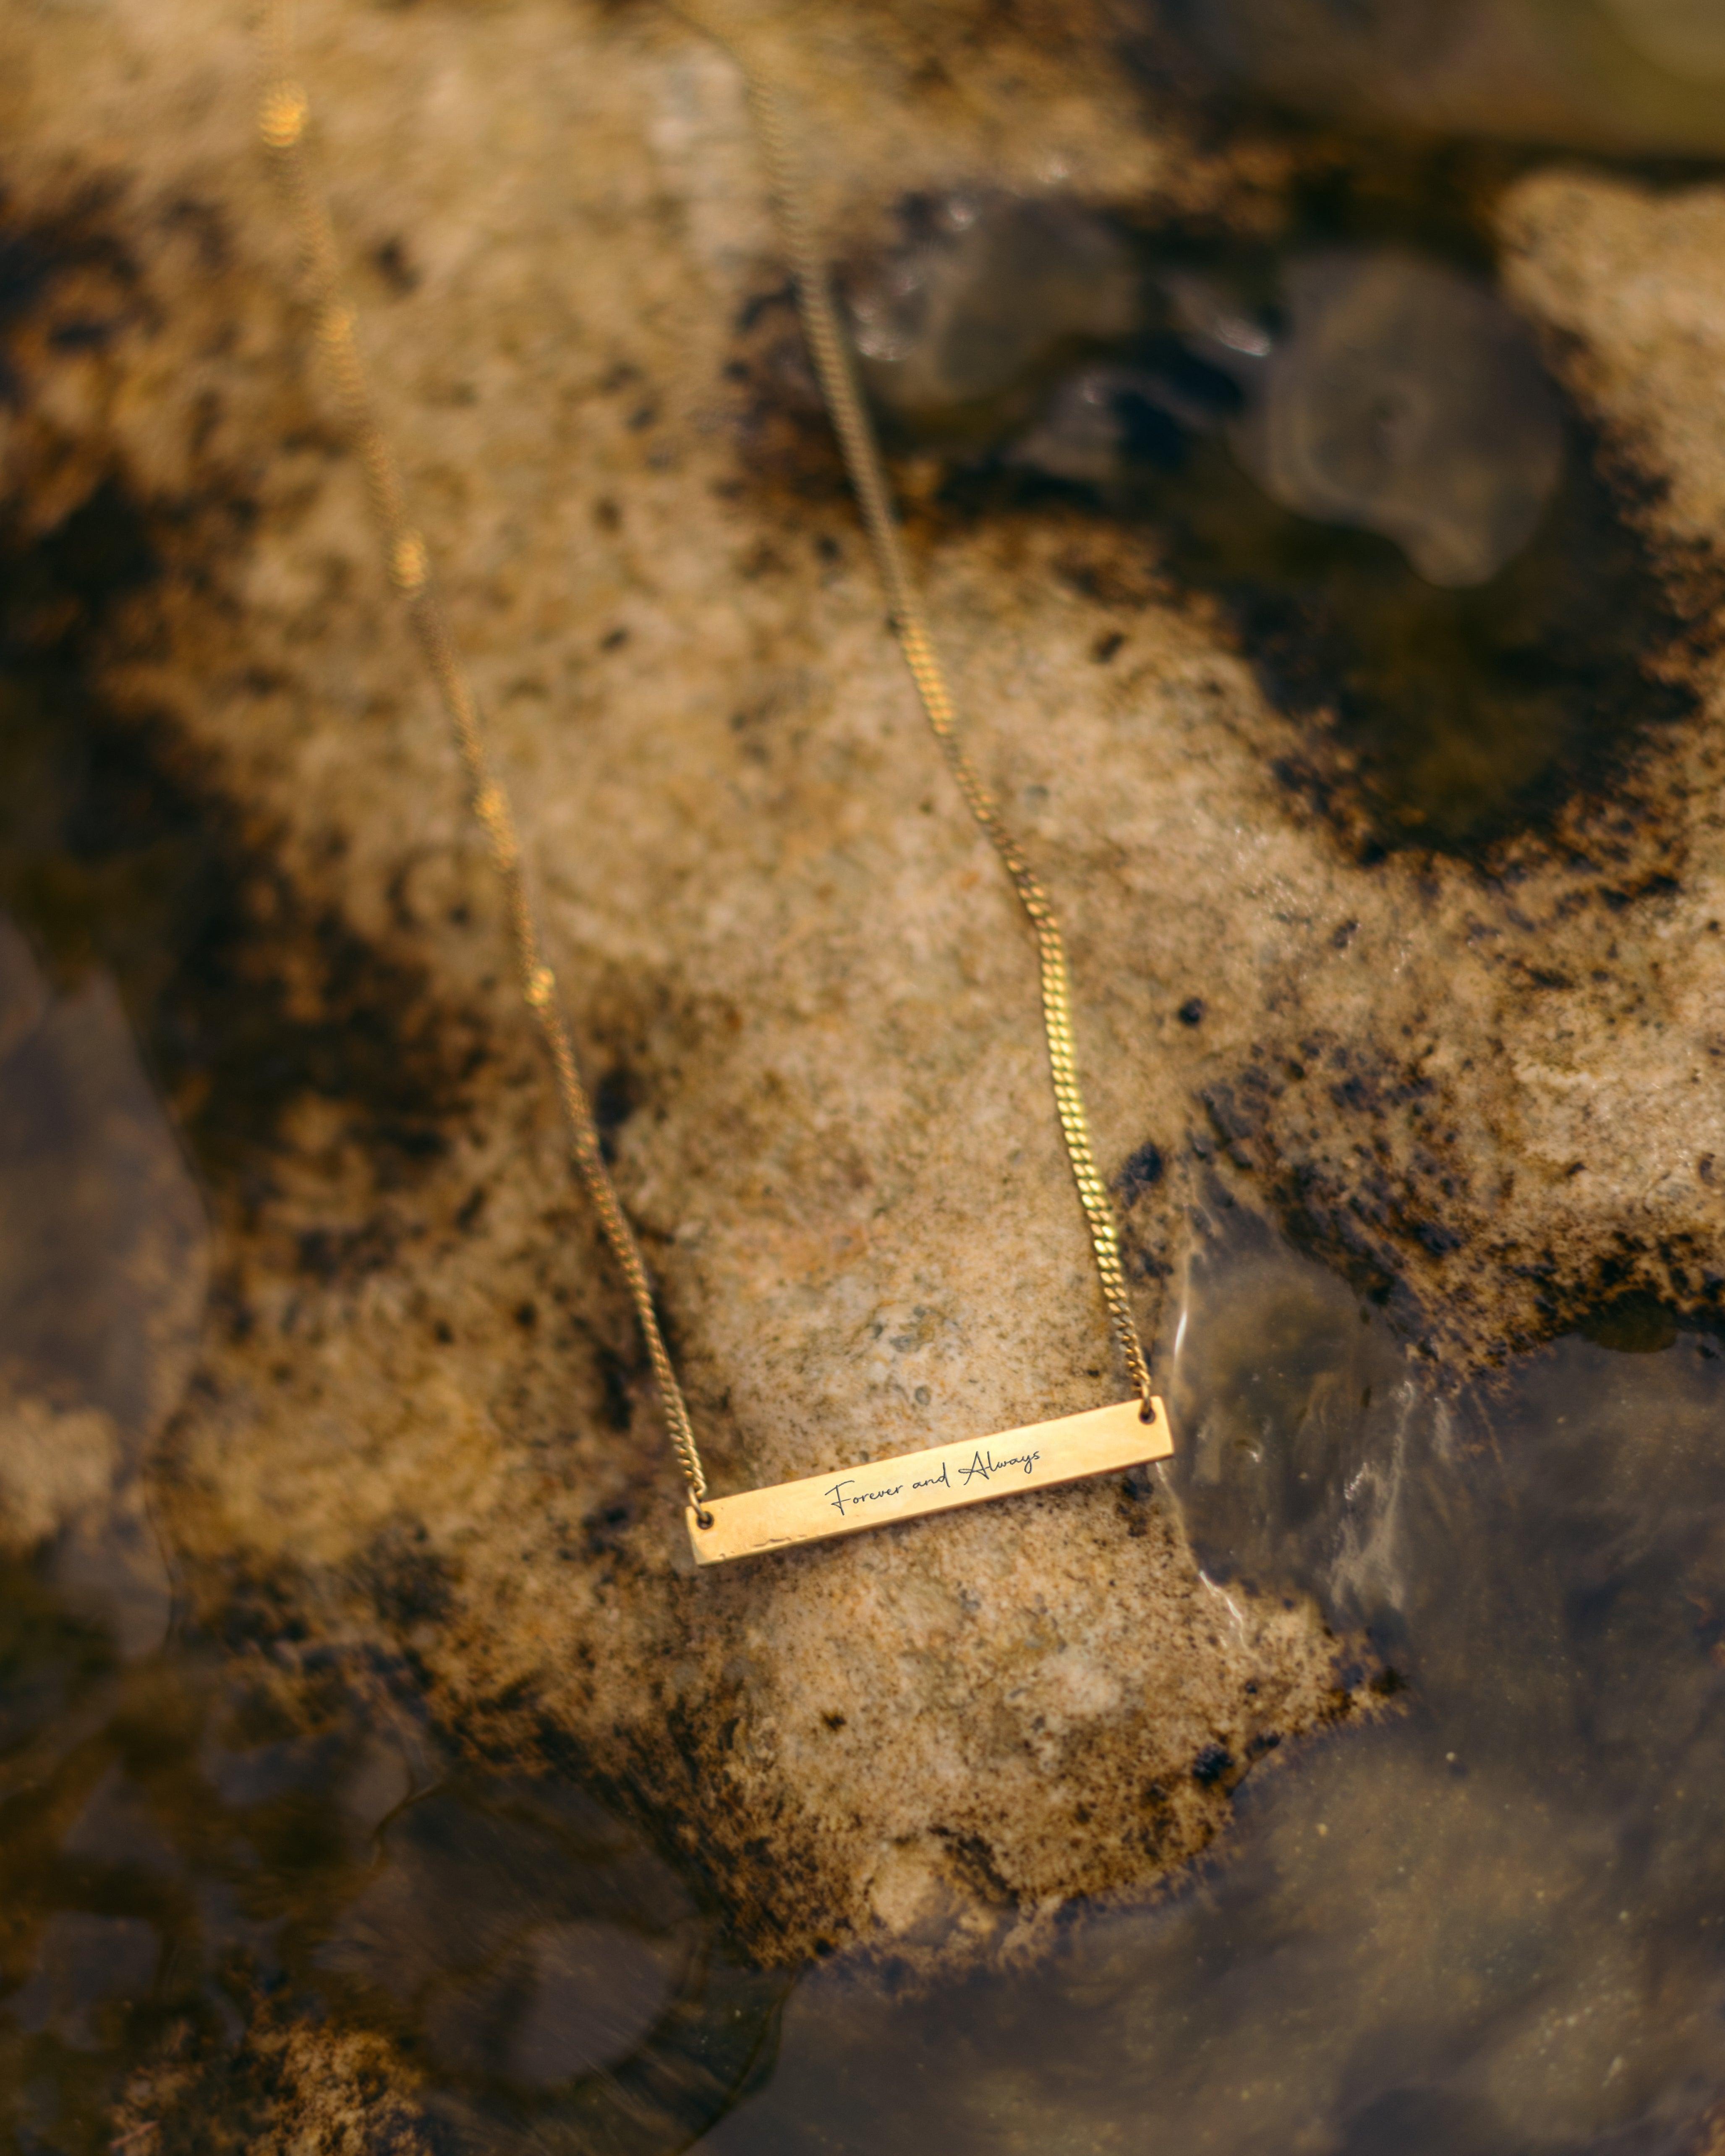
686,1396,1172,1565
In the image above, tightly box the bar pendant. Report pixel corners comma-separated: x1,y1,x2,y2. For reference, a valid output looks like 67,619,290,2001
685,1396,1172,1565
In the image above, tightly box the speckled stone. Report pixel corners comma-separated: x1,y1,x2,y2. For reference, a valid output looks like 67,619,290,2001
112,2005,434,2154
7,0,1725,1986
0,932,202,1654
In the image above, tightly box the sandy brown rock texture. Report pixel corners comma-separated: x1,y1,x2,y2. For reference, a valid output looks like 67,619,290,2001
111,2004,434,2156
5,0,1725,1986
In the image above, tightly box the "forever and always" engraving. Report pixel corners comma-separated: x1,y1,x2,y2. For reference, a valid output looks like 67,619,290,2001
823,1445,1043,1518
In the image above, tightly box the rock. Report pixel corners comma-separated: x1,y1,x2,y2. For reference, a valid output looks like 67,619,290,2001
60,1766,183,1879
1593,0,1725,84
1,0,1365,1988
503,1920,681,2085
847,191,1143,430
0,917,47,1064
0,932,203,1655
111,2006,435,2156
0,1396,120,1555
6,0,1725,2027
8,1912,160,2053
1226,248,1563,588
1158,0,1725,155
1498,169,1725,566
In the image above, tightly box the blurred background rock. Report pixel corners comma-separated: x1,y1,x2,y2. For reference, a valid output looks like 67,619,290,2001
1152,0,1725,154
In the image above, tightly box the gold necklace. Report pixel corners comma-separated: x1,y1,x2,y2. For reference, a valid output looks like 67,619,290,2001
257,1,1172,1565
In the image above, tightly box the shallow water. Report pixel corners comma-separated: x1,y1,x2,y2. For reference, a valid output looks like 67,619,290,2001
5,1027,1724,2148
1157,0,1725,155
855,170,1698,854
0,1590,786,2151
697,1204,1725,2151
0,937,783,2144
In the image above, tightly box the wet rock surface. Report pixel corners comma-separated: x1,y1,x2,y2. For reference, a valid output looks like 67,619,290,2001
848,191,1144,432
0,927,200,1658
3,0,1725,2141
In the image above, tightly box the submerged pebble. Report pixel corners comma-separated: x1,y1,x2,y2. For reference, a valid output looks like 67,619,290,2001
504,1920,680,2086
8,1914,159,2054
998,244,1563,588
318,1778,697,2085
60,1767,182,1880
1600,0,1725,80
847,193,1142,427
1219,249,1564,588
0,923,205,1659
988,229,1642,847
1009,358,1239,488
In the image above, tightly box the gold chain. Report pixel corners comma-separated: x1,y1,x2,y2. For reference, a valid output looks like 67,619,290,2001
682,8,1155,1411
259,1,710,1512
256,0,1153,1525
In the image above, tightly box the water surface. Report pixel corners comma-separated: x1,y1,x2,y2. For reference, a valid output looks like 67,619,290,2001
695,1203,1725,2151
